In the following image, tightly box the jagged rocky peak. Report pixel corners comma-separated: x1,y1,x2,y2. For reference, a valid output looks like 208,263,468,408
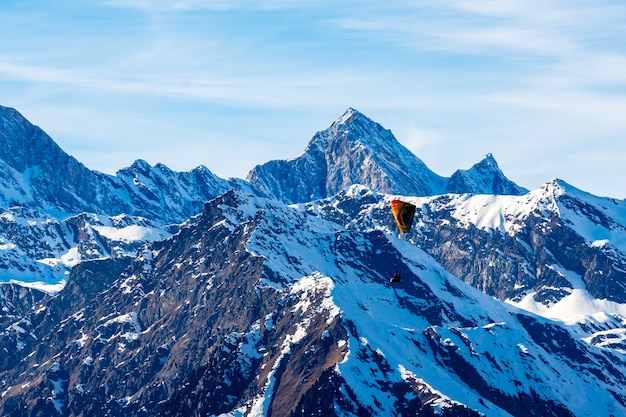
247,107,447,204
1,105,68,171
0,105,103,213
127,158,153,173
311,107,388,150
0,105,232,222
539,178,578,196
0,105,89,177
531,178,602,209
446,153,528,195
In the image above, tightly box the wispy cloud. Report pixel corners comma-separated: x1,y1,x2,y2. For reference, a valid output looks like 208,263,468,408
97,0,323,11
2,0,626,196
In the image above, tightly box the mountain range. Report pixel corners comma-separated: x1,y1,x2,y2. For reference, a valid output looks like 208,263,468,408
247,108,527,203
1,104,625,416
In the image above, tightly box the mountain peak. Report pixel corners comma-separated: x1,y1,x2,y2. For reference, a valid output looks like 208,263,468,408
0,105,72,173
481,152,497,166
446,153,527,195
333,107,372,129
538,178,588,200
247,108,446,203
0,105,231,222
336,107,360,124
247,109,528,203
303,107,381,154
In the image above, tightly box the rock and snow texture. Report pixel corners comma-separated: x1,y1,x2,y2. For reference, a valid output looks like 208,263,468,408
0,104,231,223
247,108,527,204
0,206,170,289
2,104,626,416
446,153,528,195
1,190,625,416
246,108,444,203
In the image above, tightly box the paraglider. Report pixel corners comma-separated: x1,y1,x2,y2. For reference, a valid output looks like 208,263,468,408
391,199,416,234
389,199,417,284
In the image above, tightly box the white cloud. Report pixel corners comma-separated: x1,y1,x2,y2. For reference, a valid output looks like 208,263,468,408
2,0,626,197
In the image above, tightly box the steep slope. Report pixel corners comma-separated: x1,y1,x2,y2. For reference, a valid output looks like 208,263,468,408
306,180,626,307
1,190,624,416
0,105,103,213
446,153,528,195
0,105,231,223
247,108,448,203
420,179,626,307
303,182,626,358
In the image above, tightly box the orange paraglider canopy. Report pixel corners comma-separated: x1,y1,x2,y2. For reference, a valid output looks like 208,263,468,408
391,199,416,234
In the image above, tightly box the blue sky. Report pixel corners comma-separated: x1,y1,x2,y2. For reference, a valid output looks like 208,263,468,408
2,1,626,198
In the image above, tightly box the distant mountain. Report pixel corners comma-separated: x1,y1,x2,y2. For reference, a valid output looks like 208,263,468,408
0,105,102,213
0,204,172,286
0,105,231,223
112,159,232,223
247,108,526,203
446,153,528,195
247,108,448,203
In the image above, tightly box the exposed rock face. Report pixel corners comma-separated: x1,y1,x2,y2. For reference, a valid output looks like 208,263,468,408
411,180,626,305
446,153,528,195
305,180,626,307
1,191,625,416
0,105,231,223
2,105,626,416
247,109,526,204
0,105,102,213
247,108,448,203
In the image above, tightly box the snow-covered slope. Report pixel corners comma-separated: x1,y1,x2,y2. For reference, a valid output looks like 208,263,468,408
1,190,624,416
299,181,626,365
2,103,626,416
0,205,170,290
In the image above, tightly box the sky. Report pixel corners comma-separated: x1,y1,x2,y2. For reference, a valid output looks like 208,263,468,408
1,1,626,199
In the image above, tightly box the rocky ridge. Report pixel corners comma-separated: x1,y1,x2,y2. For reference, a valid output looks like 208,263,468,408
1,190,624,416
247,108,526,204
1,104,626,416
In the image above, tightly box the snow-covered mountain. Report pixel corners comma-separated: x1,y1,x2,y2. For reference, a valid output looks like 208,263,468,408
445,153,528,195
1,190,624,416
247,108,526,204
0,105,231,223
1,104,232,287
2,104,626,416
303,181,626,355
303,179,626,306
0,204,173,288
